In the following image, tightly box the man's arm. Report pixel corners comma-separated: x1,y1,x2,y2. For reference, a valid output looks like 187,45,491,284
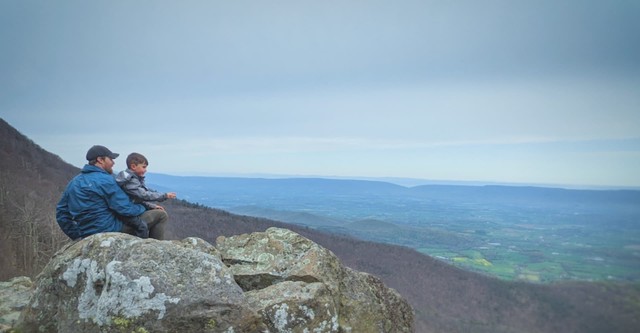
56,192,81,240
103,180,146,217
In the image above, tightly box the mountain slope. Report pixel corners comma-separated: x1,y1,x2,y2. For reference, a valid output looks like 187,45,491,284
1,118,639,332
0,118,77,278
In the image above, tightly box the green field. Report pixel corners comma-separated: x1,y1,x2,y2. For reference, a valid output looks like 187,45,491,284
301,202,640,282
412,219,640,282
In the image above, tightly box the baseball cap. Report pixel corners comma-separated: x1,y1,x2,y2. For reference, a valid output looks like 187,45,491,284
86,145,120,161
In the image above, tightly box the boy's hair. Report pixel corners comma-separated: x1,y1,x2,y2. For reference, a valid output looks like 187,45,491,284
126,152,149,167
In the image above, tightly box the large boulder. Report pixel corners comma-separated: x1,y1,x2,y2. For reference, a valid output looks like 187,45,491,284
217,227,414,332
19,233,261,332
17,227,414,332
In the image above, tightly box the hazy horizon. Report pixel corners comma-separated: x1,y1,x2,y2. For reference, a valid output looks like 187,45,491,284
2,1,639,187
143,171,640,191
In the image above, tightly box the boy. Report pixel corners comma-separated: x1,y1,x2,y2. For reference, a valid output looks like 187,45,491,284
115,152,177,238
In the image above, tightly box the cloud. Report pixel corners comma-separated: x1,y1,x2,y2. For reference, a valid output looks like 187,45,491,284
2,1,639,186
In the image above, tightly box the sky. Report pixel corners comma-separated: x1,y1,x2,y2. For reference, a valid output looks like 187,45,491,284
1,1,639,188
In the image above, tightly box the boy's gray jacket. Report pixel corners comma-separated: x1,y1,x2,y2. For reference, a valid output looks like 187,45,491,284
115,169,167,209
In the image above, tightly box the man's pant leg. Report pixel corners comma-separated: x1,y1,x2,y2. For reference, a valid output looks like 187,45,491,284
141,209,168,240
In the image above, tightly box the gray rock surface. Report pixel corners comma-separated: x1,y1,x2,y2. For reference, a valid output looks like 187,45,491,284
0,276,33,331
14,227,413,332
217,227,414,332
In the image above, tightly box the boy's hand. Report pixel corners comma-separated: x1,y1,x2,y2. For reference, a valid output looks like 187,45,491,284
154,205,165,211
166,192,177,199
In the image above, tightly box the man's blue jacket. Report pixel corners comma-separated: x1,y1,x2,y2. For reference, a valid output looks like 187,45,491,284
56,164,146,240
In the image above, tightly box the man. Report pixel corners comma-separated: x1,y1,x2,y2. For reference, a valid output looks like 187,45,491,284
56,145,168,240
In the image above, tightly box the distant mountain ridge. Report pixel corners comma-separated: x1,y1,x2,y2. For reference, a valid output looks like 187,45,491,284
228,205,344,227
147,172,640,207
165,172,640,190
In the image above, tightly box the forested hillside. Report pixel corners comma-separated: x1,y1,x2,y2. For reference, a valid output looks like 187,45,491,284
0,119,75,278
1,118,639,332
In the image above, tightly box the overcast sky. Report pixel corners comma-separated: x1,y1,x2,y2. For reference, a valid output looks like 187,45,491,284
1,1,639,188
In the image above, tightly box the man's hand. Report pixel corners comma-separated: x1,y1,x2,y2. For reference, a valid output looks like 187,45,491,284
166,192,177,199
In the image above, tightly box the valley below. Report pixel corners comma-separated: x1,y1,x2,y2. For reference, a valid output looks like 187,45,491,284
148,174,640,283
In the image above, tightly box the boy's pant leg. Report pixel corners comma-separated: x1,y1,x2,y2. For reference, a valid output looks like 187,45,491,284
141,209,168,240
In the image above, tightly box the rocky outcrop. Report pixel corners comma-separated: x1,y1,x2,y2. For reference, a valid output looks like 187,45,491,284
0,276,33,331
16,228,414,332
217,227,414,332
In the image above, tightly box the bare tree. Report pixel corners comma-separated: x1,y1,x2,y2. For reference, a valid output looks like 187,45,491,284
5,191,63,277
